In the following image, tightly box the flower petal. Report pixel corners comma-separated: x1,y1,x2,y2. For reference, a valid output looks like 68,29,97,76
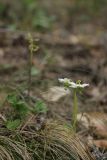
58,78,89,89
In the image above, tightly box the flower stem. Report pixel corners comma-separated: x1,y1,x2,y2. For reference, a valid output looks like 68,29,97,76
72,89,78,132
28,47,33,98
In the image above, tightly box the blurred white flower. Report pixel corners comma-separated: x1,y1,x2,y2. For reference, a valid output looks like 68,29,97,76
58,78,71,84
58,78,89,132
58,78,89,89
70,83,89,88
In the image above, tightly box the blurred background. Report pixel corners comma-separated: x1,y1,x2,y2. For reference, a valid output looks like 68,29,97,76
0,0,107,32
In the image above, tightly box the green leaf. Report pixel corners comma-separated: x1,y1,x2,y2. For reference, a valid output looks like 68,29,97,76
31,67,40,76
7,94,18,107
6,119,21,130
7,94,30,117
33,100,48,114
32,10,54,30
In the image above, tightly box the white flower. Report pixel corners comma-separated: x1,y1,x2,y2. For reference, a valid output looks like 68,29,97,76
70,83,89,88
58,78,71,84
58,78,89,89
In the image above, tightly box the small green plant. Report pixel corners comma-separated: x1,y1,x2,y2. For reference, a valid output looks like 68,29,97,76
5,94,30,130
3,34,48,131
6,93,47,130
27,33,39,97
59,78,89,132
7,94,30,118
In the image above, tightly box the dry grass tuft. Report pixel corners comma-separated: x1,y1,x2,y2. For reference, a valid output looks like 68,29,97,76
0,118,94,160
19,120,94,160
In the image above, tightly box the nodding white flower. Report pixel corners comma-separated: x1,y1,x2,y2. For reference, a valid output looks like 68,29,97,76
58,78,89,89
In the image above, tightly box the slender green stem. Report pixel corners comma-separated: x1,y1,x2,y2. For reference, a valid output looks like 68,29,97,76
72,89,78,132
28,49,33,98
